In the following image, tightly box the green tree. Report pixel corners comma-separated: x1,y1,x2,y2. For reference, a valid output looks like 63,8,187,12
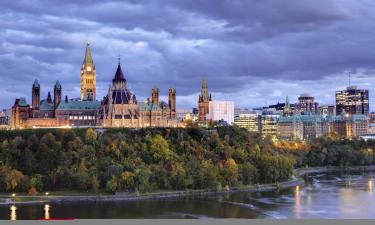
240,162,259,185
150,135,172,161
30,174,43,192
222,158,239,186
85,128,97,144
121,171,135,191
106,176,119,193
5,169,25,191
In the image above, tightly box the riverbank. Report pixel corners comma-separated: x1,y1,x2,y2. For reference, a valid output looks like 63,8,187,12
2,165,375,207
0,178,304,207
296,165,375,177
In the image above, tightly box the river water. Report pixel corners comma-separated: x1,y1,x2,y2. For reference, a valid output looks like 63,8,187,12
1,170,375,219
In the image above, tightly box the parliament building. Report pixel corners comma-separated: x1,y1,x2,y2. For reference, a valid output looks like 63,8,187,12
11,43,177,129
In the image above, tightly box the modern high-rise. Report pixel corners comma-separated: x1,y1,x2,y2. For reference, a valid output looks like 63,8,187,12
207,101,234,124
335,86,369,116
294,94,319,115
80,43,96,101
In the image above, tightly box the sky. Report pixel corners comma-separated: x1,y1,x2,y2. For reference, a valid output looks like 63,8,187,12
1,0,375,110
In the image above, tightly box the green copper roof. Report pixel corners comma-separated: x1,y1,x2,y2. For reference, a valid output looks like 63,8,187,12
18,98,29,107
40,100,53,111
279,114,368,123
83,43,93,65
137,101,170,112
57,100,101,110
278,115,324,123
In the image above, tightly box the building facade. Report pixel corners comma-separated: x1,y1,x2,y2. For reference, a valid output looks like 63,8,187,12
234,113,259,132
99,63,177,128
207,101,234,124
260,114,279,137
277,114,368,140
294,94,319,115
198,79,212,121
336,86,369,116
80,43,96,101
319,105,336,117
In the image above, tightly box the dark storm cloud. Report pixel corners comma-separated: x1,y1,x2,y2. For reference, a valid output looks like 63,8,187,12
0,0,375,110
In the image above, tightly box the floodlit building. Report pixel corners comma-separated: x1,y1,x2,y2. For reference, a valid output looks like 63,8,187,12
0,109,11,129
11,43,177,129
234,113,259,132
198,80,212,121
207,101,234,124
99,63,177,128
319,105,336,117
327,114,368,138
336,86,369,116
176,108,195,121
294,94,319,115
277,115,325,140
277,114,369,140
260,114,279,137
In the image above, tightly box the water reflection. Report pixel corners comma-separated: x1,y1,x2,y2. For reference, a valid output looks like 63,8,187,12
10,205,16,221
369,179,373,194
294,185,301,219
2,171,375,219
44,204,50,220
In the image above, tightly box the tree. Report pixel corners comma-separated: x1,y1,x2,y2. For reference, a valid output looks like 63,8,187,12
222,158,239,186
5,169,24,191
30,174,43,192
134,166,152,192
149,135,172,161
89,175,100,193
85,128,97,144
121,171,135,191
170,161,187,190
106,176,119,193
240,162,259,185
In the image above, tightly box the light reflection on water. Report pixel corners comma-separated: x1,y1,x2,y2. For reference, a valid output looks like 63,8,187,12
3,171,375,220
294,185,301,219
10,205,16,221
44,204,50,220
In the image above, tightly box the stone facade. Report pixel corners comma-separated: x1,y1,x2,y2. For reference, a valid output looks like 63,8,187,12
99,63,177,128
198,79,212,121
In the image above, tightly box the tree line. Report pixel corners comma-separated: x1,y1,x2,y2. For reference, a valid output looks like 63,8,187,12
0,127,296,194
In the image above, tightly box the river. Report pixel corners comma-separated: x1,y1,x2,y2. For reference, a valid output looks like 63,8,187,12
1,170,375,219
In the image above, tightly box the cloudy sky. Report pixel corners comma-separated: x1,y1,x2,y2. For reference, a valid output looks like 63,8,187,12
1,0,375,110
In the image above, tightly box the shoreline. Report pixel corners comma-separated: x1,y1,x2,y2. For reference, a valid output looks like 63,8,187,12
1,165,375,207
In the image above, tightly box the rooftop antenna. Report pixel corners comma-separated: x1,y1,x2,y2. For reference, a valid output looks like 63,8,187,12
348,72,351,87
118,54,121,65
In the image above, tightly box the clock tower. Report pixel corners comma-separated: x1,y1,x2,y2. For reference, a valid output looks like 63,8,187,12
80,43,96,101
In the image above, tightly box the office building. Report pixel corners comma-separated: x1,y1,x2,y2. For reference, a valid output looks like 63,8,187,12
336,86,369,116
207,101,234,124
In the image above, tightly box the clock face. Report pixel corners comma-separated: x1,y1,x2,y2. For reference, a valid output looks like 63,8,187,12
86,66,92,72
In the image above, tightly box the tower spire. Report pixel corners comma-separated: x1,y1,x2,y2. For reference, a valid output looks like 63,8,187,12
83,42,93,65
80,43,96,101
200,79,209,101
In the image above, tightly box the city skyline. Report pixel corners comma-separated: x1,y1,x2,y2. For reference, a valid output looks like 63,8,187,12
1,0,375,110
